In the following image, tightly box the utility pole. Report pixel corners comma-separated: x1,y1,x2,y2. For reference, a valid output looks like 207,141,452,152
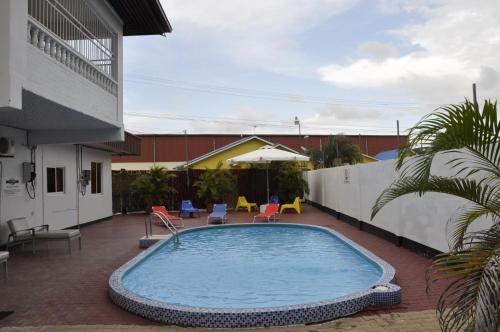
294,116,301,135
153,134,156,164
396,120,400,150
184,130,190,189
472,83,478,108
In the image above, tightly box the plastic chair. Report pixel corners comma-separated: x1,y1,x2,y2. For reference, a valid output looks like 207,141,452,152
235,196,257,213
253,203,280,223
280,197,302,214
152,206,184,227
269,195,279,204
207,204,227,224
179,200,200,218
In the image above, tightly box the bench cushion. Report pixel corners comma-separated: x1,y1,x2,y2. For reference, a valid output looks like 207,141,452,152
34,229,81,239
0,251,9,261
7,218,32,237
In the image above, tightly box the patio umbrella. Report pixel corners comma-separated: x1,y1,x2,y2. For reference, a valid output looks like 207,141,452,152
227,145,309,202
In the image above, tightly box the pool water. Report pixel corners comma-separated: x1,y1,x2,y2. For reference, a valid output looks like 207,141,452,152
122,225,382,309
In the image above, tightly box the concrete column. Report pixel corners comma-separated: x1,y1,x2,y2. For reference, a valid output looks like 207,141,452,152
0,0,27,111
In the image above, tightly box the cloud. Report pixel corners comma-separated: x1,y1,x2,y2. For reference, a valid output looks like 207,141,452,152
317,105,382,121
357,42,398,61
319,55,472,88
318,0,500,106
161,0,358,74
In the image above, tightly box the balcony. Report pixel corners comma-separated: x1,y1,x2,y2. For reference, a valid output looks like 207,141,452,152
0,0,124,144
27,0,118,96
1,0,171,145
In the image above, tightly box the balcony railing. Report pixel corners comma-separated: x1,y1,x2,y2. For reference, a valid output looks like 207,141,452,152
27,0,118,96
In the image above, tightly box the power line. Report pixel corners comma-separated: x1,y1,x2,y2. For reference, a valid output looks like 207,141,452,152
124,112,402,133
125,74,454,109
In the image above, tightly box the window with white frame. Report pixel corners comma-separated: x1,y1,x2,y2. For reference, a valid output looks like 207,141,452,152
91,162,102,194
47,167,65,193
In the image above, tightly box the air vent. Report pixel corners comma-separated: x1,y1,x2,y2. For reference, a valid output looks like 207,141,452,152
0,137,15,157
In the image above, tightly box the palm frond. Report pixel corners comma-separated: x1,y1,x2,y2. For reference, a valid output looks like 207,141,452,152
371,176,500,220
427,227,500,332
397,100,500,182
450,206,499,250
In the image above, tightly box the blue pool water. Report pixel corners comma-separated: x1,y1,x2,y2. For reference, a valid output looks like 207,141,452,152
122,225,382,309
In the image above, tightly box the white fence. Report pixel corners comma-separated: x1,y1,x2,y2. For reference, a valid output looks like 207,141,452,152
305,153,492,252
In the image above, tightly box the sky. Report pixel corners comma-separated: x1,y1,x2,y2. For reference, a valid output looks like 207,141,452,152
122,0,500,136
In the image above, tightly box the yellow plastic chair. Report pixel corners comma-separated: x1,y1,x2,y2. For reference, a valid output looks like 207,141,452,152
235,196,257,213
280,197,301,214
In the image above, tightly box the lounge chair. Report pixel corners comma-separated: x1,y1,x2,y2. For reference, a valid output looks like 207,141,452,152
269,195,279,204
207,204,227,224
151,206,184,227
280,197,302,214
179,200,200,218
0,251,8,279
253,203,280,223
7,217,81,254
235,196,257,212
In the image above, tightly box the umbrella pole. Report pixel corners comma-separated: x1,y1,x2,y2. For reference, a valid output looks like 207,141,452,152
266,164,270,203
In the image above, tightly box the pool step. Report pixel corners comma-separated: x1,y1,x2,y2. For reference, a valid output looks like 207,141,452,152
139,235,168,248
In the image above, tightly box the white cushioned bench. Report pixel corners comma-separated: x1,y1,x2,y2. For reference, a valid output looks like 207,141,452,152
34,229,82,254
7,218,82,255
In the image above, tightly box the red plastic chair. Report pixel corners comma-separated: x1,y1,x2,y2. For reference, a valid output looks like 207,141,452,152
252,203,280,223
151,206,184,227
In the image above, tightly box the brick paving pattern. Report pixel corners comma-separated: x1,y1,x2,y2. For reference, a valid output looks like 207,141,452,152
0,310,442,331
0,205,448,328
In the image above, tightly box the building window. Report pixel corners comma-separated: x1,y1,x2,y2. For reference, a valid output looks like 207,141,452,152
47,167,64,193
91,162,102,194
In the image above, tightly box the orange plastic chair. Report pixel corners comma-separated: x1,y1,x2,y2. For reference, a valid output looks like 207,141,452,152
253,203,280,223
151,206,184,227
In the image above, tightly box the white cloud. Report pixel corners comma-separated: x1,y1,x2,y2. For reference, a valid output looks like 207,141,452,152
319,0,500,106
161,0,358,74
357,42,398,61
319,55,472,88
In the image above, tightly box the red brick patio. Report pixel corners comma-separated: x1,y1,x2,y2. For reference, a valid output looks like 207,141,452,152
0,204,447,327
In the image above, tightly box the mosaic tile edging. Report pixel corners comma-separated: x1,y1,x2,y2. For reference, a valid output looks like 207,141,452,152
109,223,401,328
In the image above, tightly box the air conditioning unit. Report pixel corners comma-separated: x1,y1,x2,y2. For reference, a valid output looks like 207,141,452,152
0,137,15,157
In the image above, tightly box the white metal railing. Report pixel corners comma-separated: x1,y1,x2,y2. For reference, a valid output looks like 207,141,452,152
146,212,180,245
27,0,118,95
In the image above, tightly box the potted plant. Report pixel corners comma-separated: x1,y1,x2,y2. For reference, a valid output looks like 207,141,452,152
194,162,237,212
131,165,176,212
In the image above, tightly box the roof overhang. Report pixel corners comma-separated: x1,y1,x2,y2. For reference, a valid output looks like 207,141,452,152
87,132,142,155
108,0,172,36
178,136,304,169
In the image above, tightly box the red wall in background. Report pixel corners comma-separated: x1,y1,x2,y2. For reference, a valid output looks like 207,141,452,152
113,134,407,163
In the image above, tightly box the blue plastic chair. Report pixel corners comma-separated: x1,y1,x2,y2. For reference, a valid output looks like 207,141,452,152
207,204,227,224
180,200,200,217
269,195,279,204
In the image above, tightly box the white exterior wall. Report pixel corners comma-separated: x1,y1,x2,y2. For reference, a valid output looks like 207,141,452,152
0,0,123,132
0,125,113,245
24,45,120,126
0,0,26,110
79,147,113,224
306,153,493,252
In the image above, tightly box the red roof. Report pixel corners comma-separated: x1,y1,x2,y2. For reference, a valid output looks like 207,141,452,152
113,134,406,163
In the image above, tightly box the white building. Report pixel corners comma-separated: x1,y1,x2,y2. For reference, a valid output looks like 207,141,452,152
0,0,171,245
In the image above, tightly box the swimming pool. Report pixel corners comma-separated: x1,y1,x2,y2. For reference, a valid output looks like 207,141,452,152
109,224,400,327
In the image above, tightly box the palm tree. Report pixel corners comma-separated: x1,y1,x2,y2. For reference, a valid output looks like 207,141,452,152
371,100,499,332
307,135,362,168
132,165,177,211
193,161,237,210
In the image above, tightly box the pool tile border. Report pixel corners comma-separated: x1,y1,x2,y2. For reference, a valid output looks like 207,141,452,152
108,223,401,328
